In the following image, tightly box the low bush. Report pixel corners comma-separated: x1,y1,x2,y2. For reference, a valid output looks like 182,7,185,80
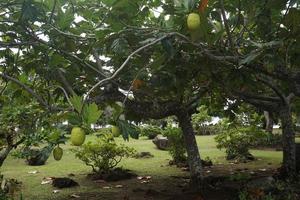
192,105,213,135
215,126,265,161
252,132,282,148
194,124,225,135
140,125,162,139
73,134,136,174
163,127,187,164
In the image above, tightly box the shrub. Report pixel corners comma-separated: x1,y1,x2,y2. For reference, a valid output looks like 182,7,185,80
73,134,136,174
163,127,187,164
215,126,264,161
192,105,213,135
140,125,162,139
252,132,282,148
94,128,111,137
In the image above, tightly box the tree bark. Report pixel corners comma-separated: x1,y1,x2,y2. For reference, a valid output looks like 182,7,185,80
0,146,13,167
176,109,203,190
264,111,274,134
279,105,296,177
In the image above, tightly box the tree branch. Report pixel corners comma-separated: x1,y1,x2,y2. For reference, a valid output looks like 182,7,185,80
85,33,176,101
0,41,38,48
220,0,235,51
57,69,75,95
256,76,286,103
0,73,66,111
0,72,49,108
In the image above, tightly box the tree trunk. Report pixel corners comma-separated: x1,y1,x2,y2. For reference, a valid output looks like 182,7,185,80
0,146,13,167
264,111,273,134
279,105,296,177
176,109,203,190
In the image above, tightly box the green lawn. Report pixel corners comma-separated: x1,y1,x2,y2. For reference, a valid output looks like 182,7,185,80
1,135,283,200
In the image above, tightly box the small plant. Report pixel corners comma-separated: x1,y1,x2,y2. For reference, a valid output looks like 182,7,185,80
252,132,282,148
192,105,213,135
163,127,187,164
73,134,136,174
140,125,162,139
215,125,264,161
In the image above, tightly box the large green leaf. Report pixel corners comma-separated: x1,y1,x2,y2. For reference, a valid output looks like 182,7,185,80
82,103,102,125
116,120,139,141
70,94,84,113
239,50,262,65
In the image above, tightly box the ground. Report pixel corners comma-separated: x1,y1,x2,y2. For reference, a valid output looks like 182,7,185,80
1,135,291,200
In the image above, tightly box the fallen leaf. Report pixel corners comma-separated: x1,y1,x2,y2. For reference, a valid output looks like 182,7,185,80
102,186,112,189
53,190,60,194
94,179,106,183
181,167,189,171
41,180,52,185
115,185,123,188
28,170,39,174
140,180,150,184
70,194,80,198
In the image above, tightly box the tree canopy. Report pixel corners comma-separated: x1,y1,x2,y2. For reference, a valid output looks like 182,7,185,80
0,0,299,184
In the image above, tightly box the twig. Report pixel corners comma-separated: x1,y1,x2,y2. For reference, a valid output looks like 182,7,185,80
59,50,107,78
220,0,235,51
49,24,96,40
92,49,104,73
52,85,74,110
0,41,38,48
48,0,57,24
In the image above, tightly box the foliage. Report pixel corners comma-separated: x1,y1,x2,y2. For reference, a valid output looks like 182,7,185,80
229,172,251,181
163,126,187,164
140,125,162,139
215,123,266,161
0,103,43,145
73,134,136,173
252,133,282,148
94,128,112,137
238,179,300,200
68,94,103,132
0,0,299,185
192,105,213,135
116,120,140,141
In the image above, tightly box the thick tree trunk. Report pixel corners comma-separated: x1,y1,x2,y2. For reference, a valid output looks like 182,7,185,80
176,110,203,190
279,105,296,177
264,111,274,134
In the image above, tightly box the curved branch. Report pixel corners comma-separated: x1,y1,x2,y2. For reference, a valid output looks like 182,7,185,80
0,73,67,111
256,76,286,104
0,72,49,108
85,33,175,101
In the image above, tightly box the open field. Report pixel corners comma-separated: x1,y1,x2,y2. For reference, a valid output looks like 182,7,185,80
1,135,284,200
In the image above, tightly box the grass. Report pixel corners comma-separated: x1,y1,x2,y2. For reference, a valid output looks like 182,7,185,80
1,135,283,200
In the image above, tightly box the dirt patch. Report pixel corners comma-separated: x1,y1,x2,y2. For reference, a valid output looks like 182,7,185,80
87,168,137,182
